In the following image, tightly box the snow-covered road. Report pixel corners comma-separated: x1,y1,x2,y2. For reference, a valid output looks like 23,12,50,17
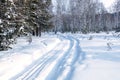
1,32,120,80
10,35,83,80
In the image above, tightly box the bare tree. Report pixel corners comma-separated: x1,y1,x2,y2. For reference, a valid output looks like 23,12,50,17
114,0,120,28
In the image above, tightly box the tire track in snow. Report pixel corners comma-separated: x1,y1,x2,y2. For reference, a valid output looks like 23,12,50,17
45,36,82,80
56,36,81,80
10,39,68,80
10,35,83,80
44,36,74,80
10,36,71,80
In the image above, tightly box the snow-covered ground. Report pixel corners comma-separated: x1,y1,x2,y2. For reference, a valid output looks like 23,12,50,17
72,32,120,80
0,32,120,80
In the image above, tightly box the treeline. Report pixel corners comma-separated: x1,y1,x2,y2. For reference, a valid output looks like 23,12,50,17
55,11,120,33
53,0,120,33
0,0,53,51
0,0,120,51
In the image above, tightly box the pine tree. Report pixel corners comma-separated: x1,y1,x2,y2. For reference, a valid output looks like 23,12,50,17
0,0,16,50
14,0,53,36
0,0,24,50
26,0,53,36
0,0,53,51
38,0,53,32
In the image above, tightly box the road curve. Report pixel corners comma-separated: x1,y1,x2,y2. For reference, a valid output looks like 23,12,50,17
10,35,82,80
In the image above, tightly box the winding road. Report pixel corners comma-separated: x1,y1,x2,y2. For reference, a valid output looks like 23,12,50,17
10,35,83,80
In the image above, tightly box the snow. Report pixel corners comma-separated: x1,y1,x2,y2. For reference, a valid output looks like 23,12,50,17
0,32,120,80
0,19,2,24
0,34,60,80
72,32,120,80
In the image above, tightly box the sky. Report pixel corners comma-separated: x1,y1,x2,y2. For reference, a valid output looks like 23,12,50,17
52,0,116,12
100,0,115,9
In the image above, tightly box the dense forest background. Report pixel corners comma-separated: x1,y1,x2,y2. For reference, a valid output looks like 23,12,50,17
0,0,120,51
53,0,120,33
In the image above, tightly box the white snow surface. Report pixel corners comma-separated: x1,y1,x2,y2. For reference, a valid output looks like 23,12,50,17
0,32,120,80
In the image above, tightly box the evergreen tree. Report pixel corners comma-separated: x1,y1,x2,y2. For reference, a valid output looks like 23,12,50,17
0,0,19,50
0,0,27,50
0,0,53,51
25,0,53,36
38,0,53,32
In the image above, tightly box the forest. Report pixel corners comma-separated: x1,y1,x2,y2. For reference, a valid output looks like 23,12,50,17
0,0,120,51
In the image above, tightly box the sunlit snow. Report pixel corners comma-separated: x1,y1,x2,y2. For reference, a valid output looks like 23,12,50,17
0,32,120,80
